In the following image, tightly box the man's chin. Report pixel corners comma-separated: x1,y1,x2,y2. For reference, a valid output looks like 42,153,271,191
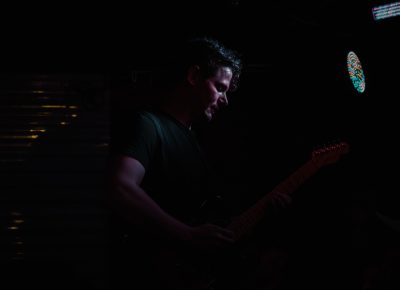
204,111,214,122
196,111,213,124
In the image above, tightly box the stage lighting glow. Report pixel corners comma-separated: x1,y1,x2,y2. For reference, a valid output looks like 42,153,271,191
347,51,366,93
372,2,400,20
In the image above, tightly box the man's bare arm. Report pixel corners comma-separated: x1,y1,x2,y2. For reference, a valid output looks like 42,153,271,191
108,154,234,248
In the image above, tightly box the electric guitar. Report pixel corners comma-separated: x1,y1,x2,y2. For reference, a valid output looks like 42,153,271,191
153,142,350,290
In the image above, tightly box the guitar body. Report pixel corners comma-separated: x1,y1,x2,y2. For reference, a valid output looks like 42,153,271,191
147,142,350,290
149,249,216,290
151,239,258,290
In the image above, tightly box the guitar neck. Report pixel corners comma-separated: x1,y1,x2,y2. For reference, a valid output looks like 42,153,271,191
227,159,320,239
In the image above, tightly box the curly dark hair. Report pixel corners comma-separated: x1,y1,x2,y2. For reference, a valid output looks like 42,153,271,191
157,36,242,92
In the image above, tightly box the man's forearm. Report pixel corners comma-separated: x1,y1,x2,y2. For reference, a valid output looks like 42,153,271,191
111,182,192,242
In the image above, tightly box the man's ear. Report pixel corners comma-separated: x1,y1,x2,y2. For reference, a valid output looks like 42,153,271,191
187,65,201,86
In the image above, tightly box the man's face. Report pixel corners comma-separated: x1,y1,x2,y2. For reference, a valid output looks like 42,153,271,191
197,66,233,121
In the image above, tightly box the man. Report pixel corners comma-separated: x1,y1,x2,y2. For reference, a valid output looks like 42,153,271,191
107,37,242,290
107,37,290,290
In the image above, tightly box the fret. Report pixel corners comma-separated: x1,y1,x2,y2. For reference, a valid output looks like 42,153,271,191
228,142,349,240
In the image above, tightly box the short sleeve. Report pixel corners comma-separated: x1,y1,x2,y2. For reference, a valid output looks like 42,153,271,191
109,111,159,170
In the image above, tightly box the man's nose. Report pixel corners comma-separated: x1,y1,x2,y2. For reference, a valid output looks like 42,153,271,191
218,94,228,106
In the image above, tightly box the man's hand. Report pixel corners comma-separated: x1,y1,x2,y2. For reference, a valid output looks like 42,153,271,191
266,190,292,210
183,224,235,252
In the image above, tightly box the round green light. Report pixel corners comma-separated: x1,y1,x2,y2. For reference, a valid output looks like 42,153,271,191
347,51,366,93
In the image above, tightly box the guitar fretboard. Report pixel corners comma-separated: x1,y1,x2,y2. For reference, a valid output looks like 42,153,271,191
227,160,320,239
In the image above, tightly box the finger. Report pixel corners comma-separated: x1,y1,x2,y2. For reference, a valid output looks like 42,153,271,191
216,232,235,244
276,196,291,208
277,193,291,204
206,224,235,239
269,194,291,209
219,227,235,239
272,191,292,203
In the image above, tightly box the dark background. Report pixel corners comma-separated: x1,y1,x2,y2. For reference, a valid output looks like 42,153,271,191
1,0,400,289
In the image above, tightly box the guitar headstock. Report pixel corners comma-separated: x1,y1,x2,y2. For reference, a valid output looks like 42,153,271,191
311,141,350,167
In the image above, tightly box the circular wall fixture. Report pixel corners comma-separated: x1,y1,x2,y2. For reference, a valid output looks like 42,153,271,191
347,51,366,93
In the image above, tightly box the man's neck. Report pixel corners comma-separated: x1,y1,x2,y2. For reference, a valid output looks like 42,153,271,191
161,94,195,128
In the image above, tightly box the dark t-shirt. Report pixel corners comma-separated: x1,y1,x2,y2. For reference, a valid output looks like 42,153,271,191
110,109,219,224
108,109,226,288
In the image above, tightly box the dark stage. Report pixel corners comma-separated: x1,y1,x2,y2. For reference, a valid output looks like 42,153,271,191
1,1,400,289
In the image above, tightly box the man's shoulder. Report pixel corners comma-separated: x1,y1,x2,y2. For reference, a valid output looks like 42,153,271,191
120,109,160,129
130,109,183,136
133,109,163,123
111,109,161,141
